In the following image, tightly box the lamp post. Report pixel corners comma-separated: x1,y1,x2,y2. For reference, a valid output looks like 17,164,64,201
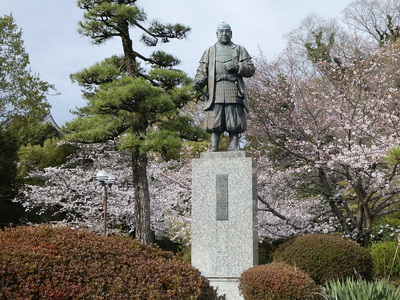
95,170,117,235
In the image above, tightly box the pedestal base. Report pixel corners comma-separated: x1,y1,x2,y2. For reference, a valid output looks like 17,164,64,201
191,151,258,299
209,277,242,300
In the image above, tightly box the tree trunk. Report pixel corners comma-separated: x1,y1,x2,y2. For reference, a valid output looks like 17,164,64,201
118,17,152,244
318,167,351,234
132,149,153,244
362,203,373,247
119,19,138,78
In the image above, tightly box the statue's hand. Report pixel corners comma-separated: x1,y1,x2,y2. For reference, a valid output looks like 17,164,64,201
224,61,238,73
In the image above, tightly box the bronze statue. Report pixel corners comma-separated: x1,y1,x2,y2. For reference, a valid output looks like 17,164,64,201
193,22,255,151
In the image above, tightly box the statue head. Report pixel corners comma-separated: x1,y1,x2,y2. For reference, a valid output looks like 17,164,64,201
216,22,232,45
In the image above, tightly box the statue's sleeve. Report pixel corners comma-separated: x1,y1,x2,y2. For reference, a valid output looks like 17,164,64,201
237,46,255,78
193,49,209,89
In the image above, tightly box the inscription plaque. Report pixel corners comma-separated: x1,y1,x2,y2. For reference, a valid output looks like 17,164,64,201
216,174,228,220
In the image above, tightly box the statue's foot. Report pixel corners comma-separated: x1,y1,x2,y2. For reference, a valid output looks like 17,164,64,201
228,133,239,151
211,132,220,152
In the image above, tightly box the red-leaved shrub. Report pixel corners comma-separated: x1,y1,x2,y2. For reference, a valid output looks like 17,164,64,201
0,225,219,299
239,262,320,300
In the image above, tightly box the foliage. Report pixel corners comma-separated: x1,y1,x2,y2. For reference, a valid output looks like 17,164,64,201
370,216,400,242
0,225,219,299
19,122,60,146
0,14,56,228
239,262,320,300
18,138,79,179
67,60,203,160
0,128,18,199
324,277,400,300
369,239,400,280
258,239,283,265
0,14,52,122
273,234,373,284
0,127,22,228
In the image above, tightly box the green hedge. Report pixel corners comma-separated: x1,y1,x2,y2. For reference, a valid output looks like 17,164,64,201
0,225,219,299
273,234,373,284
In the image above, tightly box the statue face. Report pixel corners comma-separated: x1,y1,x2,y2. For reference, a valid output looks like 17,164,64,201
216,24,232,45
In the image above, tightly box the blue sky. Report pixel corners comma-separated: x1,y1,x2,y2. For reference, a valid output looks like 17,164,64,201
2,0,355,126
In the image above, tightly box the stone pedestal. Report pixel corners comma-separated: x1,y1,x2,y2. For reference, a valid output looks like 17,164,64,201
191,151,258,300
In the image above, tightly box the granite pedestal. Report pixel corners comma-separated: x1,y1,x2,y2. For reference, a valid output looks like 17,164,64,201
191,151,258,300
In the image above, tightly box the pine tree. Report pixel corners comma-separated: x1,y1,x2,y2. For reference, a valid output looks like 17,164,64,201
66,1,205,244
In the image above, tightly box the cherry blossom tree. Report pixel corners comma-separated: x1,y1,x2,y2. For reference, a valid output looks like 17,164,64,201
17,141,133,232
148,157,192,246
16,140,195,244
246,40,400,246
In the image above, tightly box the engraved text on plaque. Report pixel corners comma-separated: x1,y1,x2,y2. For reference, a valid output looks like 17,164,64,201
216,174,228,220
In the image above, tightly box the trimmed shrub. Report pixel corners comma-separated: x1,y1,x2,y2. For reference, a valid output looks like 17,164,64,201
369,239,400,280
0,225,219,299
324,277,400,300
239,262,321,300
273,234,373,284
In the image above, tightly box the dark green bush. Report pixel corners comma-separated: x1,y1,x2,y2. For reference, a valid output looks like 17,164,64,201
258,239,283,265
239,262,321,300
0,225,219,299
273,234,374,284
369,239,400,280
